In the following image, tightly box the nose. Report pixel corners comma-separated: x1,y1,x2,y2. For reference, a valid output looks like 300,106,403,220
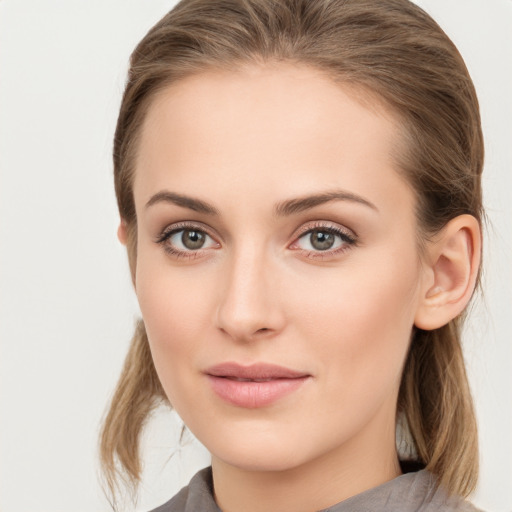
215,245,286,342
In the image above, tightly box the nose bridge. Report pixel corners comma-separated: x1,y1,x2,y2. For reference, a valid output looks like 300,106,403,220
215,239,283,340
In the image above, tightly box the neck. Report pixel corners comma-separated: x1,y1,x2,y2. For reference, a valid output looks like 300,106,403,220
211,416,401,512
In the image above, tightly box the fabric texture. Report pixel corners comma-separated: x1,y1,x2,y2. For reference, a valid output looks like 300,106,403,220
149,466,484,512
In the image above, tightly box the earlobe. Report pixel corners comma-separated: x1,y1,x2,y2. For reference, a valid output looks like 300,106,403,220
117,219,128,245
414,215,481,331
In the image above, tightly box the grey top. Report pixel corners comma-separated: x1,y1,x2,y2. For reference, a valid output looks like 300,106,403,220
150,466,483,512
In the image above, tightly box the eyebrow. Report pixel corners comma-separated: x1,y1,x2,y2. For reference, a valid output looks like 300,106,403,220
274,190,378,216
145,191,219,215
145,188,377,216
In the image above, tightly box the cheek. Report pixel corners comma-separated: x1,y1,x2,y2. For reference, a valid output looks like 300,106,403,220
134,252,215,399
137,273,200,346
289,250,421,389
135,232,216,333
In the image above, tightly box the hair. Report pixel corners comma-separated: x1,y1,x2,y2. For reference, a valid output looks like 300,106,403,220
100,0,484,505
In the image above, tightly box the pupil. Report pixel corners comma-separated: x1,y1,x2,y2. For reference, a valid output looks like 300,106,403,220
182,230,205,249
310,230,334,250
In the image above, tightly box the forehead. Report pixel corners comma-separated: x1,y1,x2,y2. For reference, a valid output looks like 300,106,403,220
134,63,413,217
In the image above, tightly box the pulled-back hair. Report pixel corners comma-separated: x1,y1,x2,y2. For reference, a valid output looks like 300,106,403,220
100,0,483,504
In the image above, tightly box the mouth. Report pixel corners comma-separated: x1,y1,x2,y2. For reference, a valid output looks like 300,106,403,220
205,362,311,408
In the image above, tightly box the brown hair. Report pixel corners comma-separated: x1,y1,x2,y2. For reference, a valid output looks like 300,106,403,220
100,0,483,504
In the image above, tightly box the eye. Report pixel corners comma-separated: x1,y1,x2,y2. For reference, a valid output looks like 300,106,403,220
301,229,339,251
290,224,356,256
156,223,219,257
170,229,214,250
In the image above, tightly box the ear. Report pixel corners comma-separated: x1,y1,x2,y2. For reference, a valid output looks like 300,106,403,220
414,214,481,330
117,218,128,245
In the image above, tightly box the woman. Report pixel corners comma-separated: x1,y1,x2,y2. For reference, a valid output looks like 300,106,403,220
100,0,485,510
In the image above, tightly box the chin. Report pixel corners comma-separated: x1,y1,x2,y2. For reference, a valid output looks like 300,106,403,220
217,448,306,473
204,425,318,473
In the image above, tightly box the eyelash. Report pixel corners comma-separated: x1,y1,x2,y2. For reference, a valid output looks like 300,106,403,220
155,221,357,260
290,222,357,260
155,222,218,260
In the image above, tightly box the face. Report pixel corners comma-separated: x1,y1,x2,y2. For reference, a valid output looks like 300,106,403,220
132,64,427,474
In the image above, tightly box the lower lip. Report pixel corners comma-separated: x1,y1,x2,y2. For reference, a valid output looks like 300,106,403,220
207,375,309,408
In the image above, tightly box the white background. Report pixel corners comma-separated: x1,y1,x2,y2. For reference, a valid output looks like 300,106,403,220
0,1,510,511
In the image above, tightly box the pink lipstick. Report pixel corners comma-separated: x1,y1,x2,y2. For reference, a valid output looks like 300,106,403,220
205,362,310,408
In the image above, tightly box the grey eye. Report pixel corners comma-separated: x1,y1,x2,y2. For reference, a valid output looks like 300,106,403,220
181,229,206,250
294,226,353,253
167,228,217,252
309,230,335,251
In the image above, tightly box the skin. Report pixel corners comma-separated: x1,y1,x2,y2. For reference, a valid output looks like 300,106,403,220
127,63,480,512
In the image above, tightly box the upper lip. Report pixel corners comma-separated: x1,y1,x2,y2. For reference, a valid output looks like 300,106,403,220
206,362,310,380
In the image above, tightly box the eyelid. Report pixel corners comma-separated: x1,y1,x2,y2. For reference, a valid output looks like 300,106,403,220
155,220,356,260
155,221,219,244
292,221,357,242
155,221,221,260
288,221,358,258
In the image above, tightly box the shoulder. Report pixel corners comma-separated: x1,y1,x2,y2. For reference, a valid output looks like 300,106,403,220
324,470,485,512
411,471,485,512
148,467,220,512
391,470,485,512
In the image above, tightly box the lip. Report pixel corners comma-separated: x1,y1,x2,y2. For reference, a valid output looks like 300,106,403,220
205,362,311,408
